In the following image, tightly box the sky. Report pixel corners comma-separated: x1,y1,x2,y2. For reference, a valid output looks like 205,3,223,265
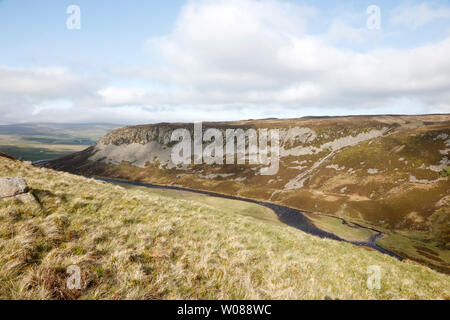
0,0,449,125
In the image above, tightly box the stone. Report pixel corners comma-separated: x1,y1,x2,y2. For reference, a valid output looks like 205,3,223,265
14,193,38,204
0,177,29,198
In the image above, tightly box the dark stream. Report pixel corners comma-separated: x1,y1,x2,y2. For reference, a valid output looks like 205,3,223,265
96,177,402,260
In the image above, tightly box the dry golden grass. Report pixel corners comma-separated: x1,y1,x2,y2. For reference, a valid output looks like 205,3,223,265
0,156,449,299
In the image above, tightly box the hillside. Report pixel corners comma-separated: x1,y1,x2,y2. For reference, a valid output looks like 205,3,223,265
41,115,450,272
1,153,449,299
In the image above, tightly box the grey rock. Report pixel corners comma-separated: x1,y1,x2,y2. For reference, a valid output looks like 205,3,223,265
14,193,38,204
0,177,29,198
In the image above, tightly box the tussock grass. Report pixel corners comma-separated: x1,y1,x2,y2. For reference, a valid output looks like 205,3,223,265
0,157,449,299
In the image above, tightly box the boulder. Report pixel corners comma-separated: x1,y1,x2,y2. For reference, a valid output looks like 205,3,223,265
14,193,38,204
0,177,29,198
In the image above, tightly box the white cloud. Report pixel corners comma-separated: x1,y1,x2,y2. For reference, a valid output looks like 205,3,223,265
130,0,450,114
98,87,147,105
0,0,449,124
0,66,93,97
391,2,450,29
0,66,103,124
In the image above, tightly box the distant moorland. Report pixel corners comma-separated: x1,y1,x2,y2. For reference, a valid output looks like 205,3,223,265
0,123,120,161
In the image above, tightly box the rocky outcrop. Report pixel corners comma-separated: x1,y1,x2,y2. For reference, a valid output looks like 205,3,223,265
0,177,38,204
99,124,178,146
0,177,29,198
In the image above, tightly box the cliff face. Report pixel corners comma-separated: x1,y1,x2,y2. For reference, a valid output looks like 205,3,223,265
98,124,178,146
42,115,450,251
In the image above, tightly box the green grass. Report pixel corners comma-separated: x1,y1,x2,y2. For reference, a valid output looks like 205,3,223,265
377,231,450,274
304,213,375,242
0,145,85,162
0,155,449,299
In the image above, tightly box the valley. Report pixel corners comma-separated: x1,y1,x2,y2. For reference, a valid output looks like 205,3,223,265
40,115,450,273
0,152,448,299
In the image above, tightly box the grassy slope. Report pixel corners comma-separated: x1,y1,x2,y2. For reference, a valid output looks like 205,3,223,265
303,213,375,243
0,156,449,299
116,183,283,227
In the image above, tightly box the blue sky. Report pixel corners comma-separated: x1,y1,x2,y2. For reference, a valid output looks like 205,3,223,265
0,1,183,67
0,0,449,124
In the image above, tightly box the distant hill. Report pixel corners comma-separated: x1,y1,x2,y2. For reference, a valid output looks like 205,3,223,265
41,115,450,272
0,123,121,161
0,123,122,140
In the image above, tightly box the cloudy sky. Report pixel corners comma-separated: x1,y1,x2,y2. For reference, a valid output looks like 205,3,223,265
0,0,449,124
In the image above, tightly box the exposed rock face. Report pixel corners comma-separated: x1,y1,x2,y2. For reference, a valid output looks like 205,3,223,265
99,125,176,146
0,177,29,198
90,141,173,169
